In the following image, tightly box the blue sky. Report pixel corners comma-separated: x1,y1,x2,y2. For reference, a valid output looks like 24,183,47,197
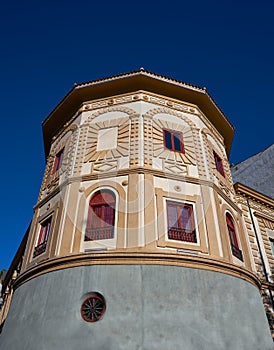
1,0,274,270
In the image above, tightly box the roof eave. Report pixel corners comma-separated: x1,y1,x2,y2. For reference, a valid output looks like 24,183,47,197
42,70,234,157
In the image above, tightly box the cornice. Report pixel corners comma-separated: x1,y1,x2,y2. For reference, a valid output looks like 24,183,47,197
42,70,234,158
51,91,225,157
234,182,274,208
34,167,239,212
254,211,274,222
15,250,260,291
261,280,274,290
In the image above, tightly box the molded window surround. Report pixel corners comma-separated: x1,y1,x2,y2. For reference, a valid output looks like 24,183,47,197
270,239,274,256
33,217,52,257
166,201,197,243
85,190,116,241
52,148,64,174
213,151,225,177
226,213,243,261
267,229,274,256
155,189,206,253
163,129,185,153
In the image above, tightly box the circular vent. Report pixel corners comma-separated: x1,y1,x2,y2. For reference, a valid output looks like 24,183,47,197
81,293,106,322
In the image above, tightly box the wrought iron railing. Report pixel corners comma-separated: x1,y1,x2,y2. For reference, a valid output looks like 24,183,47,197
33,241,47,257
231,243,243,261
168,227,197,243
85,227,114,241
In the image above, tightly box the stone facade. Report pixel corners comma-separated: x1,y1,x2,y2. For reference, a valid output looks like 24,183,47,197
234,183,274,338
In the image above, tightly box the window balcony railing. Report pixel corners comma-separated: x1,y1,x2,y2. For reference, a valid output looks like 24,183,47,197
168,227,197,243
33,241,47,257
85,227,114,241
231,243,243,261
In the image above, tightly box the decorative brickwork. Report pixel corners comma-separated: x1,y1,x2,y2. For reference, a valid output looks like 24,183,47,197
143,115,153,167
129,114,140,167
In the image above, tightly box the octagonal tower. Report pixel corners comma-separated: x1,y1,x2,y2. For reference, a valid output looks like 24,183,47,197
0,70,272,349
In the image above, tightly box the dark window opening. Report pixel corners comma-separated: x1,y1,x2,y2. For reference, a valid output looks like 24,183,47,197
270,239,274,256
52,148,64,174
163,130,185,153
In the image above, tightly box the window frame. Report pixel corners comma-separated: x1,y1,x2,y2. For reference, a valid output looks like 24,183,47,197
52,148,64,174
270,238,274,256
33,216,52,258
213,151,225,177
84,189,116,242
166,200,197,244
226,212,243,261
267,229,274,256
163,129,185,153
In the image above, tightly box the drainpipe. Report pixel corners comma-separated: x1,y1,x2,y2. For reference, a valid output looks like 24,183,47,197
246,197,274,310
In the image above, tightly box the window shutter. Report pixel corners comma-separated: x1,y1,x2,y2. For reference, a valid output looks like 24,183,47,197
85,190,116,241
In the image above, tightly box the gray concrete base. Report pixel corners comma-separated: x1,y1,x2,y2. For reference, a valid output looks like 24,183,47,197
0,265,273,350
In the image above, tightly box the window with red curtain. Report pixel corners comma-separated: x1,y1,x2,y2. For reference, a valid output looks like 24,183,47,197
163,129,185,153
226,213,243,261
213,151,225,177
52,148,64,174
85,190,115,241
167,201,197,243
33,217,52,257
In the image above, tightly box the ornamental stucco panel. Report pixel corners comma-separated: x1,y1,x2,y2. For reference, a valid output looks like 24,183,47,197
84,107,139,171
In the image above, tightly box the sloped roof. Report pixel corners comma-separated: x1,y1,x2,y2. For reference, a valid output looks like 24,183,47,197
231,143,274,199
42,69,234,157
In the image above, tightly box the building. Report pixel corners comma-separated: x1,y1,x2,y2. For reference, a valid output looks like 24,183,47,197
0,69,273,349
231,143,274,199
231,147,274,337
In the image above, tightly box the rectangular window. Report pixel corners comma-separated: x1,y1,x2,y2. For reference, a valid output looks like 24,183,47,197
33,217,52,257
52,148,64,174
213,151,225,177
270,239,274,256
163,130,185,153
167,201,197,243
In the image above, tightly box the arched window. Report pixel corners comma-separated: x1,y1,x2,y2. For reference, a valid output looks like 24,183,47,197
85,190,116,241
226,213,243,261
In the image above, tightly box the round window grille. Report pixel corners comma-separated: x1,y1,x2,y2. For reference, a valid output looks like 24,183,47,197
81,293,106,322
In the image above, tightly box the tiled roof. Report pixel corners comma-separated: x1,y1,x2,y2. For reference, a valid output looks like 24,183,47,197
74,68,206,93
